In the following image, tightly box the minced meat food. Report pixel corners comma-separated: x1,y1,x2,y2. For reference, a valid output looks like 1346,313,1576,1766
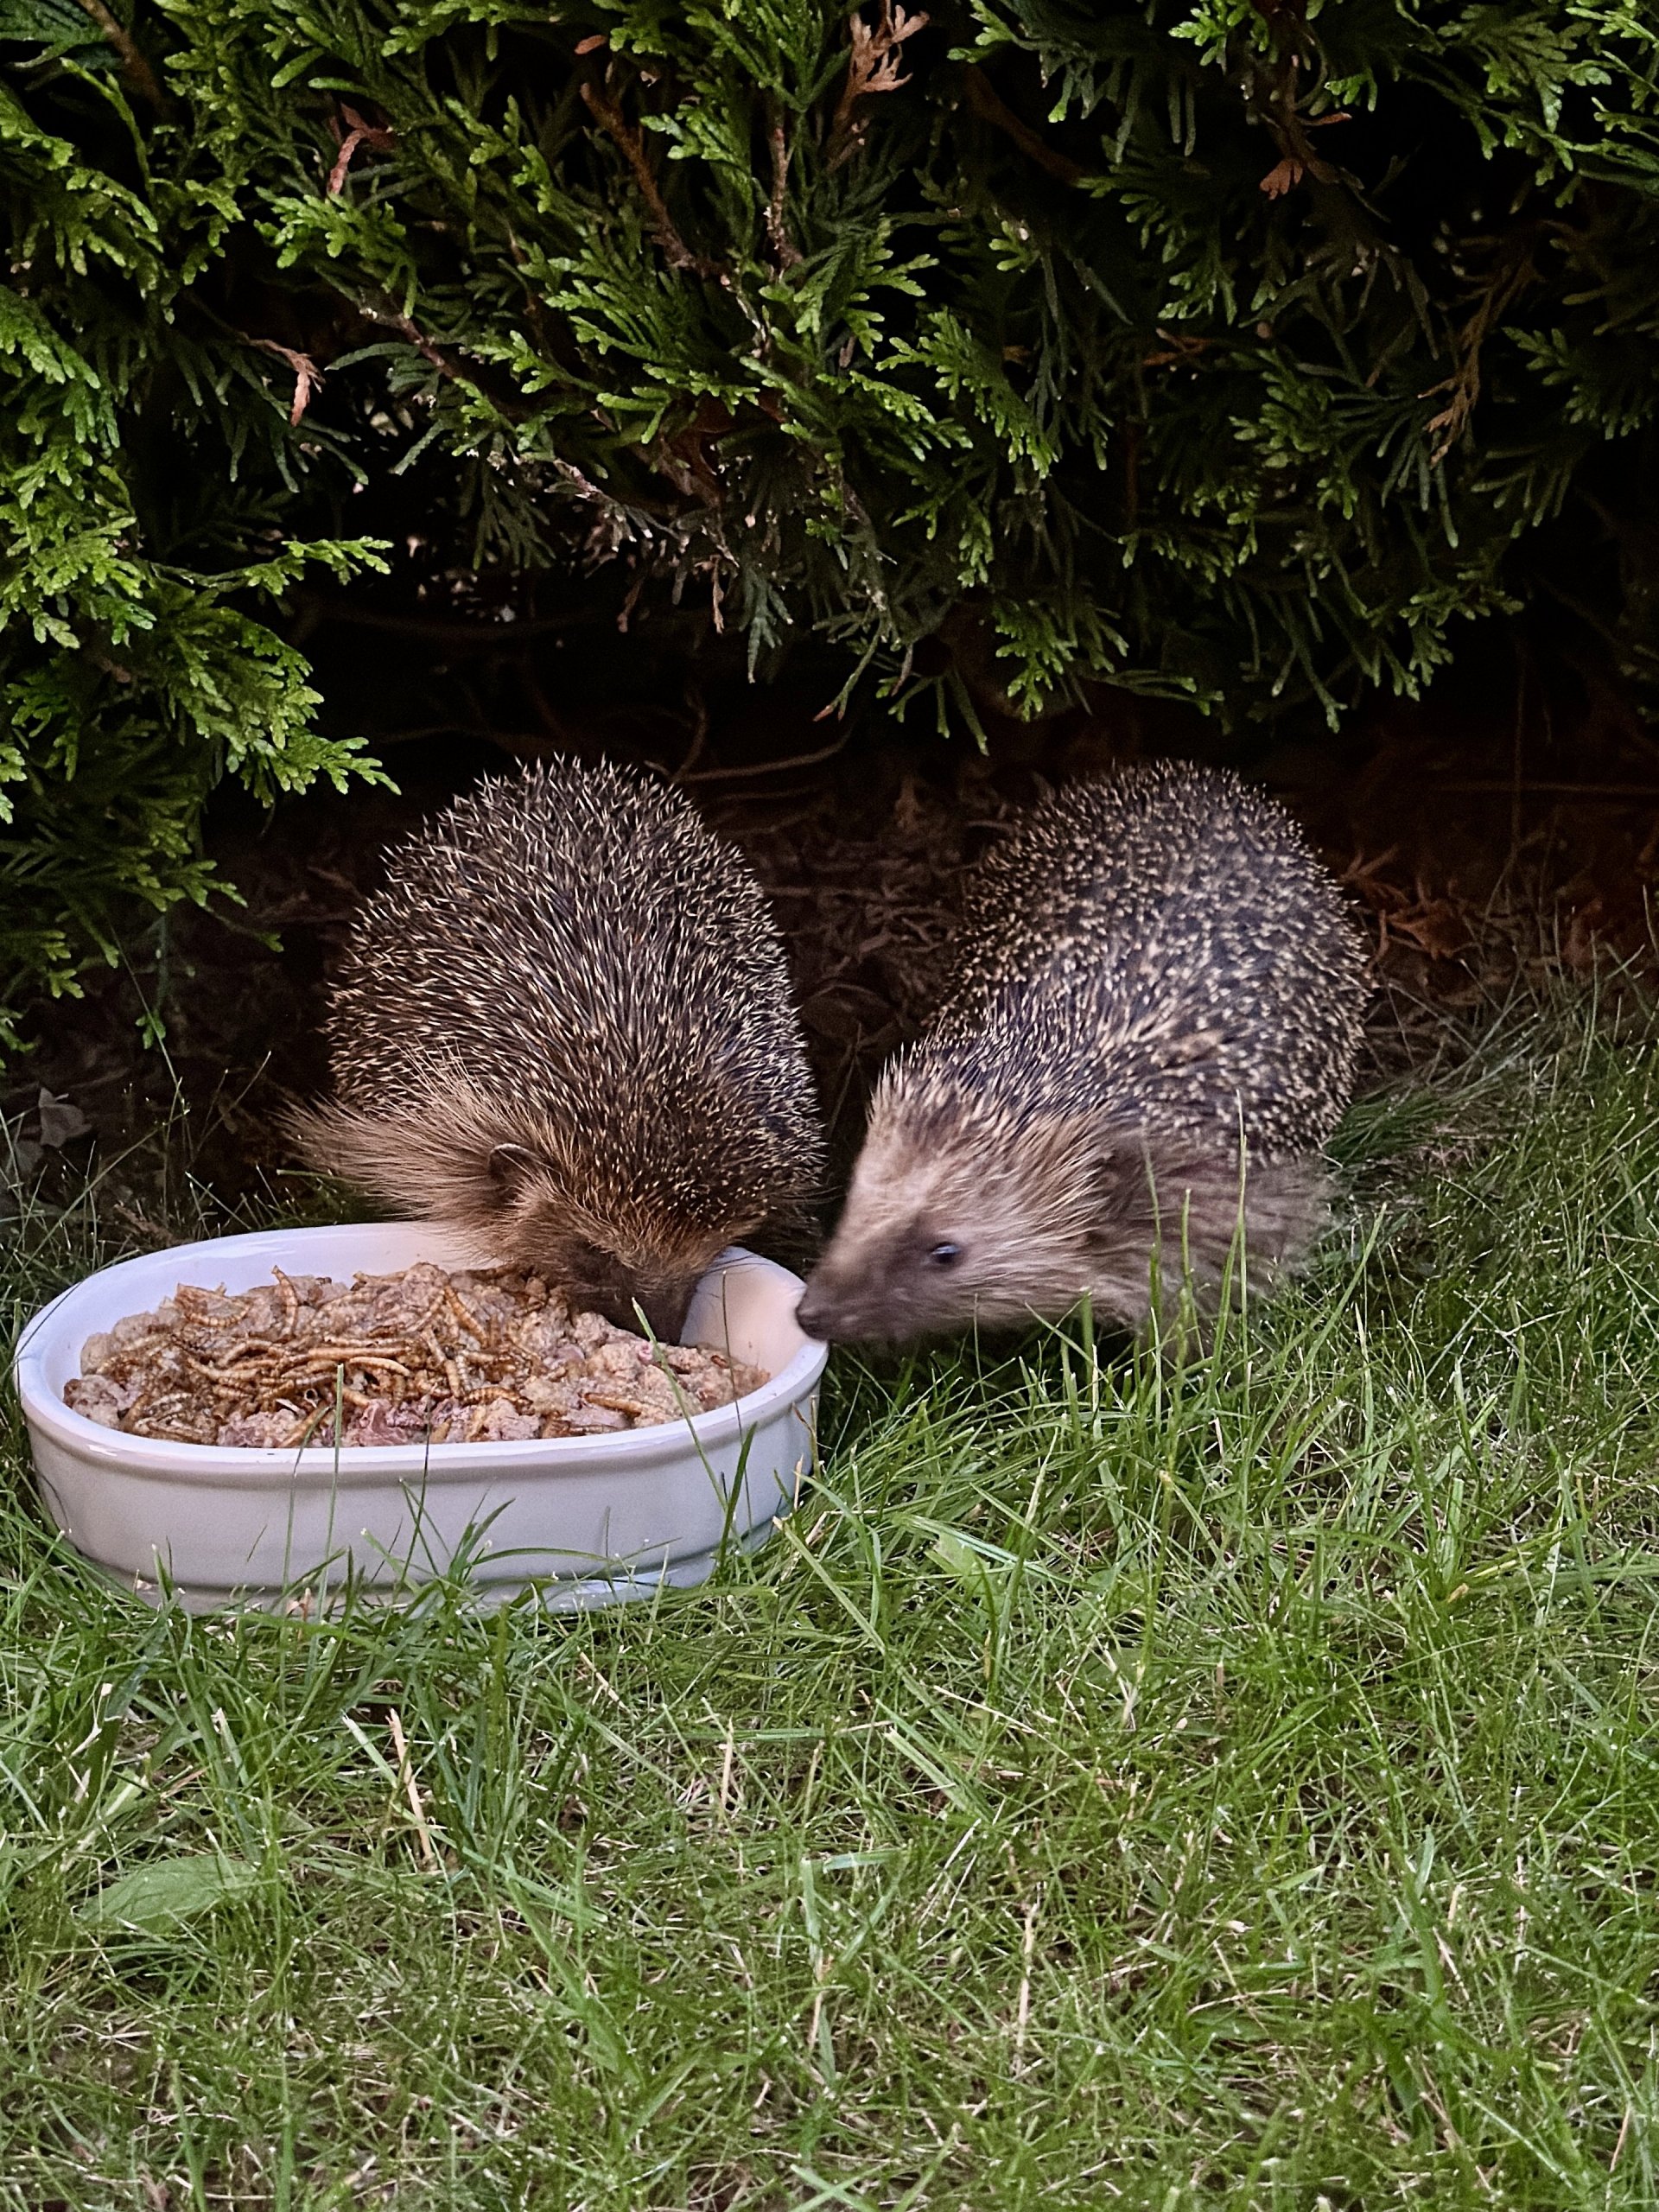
62,1262,768,1448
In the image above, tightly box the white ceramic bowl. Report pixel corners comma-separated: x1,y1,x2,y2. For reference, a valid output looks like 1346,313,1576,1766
12,1224,826,1612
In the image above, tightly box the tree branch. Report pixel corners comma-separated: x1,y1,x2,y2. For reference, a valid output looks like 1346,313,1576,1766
766,104,801,269
581,79,715,276
74,0,168,111
960,66,1085,188
827,3,930,170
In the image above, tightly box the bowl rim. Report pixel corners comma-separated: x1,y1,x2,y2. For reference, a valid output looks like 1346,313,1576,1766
12,1224,828,1491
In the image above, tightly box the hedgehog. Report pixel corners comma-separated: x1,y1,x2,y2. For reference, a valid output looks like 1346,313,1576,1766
289,760,825,1340
795,761,1370,1344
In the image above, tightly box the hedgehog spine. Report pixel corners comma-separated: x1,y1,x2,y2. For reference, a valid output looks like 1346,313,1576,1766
291,759,824,1338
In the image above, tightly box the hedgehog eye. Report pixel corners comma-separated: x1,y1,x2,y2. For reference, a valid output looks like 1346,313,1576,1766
927,1242,962,1268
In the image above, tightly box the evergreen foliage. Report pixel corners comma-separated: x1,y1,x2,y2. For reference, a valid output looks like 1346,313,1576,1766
4,0,1659,1024
0,8,385,1043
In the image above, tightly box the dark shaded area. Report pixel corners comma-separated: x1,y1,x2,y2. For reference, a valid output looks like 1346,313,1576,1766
8,601,1657,1225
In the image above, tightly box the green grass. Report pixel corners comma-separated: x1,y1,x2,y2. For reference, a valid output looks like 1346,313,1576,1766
4,993,1659,2209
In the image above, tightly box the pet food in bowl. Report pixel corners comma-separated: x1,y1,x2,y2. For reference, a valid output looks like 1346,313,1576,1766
14,1224,826,1613
64,1262,767,1448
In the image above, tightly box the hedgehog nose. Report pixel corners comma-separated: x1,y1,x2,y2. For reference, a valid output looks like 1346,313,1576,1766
636,1282,695,1344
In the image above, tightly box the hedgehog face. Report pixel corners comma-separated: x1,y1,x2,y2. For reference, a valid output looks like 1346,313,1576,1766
797,1112,1113,1344
492,1157,725,1342
798,1101,1333,1345
512,1218,707,1340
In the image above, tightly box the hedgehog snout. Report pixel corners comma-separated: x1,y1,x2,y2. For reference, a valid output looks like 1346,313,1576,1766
797,1232,970,1345
568,1260,702,1344
795,1280,883,1345
795,1248,879,1344
499,1209,702,1343
794,1278,851,1344
582,1274,695,1342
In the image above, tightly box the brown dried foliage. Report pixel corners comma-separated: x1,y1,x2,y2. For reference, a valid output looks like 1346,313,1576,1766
827,2,930,169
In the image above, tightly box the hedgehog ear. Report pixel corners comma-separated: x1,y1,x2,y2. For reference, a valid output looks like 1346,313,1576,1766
1088,1134,1157,1223
487,1142,549,1198
1087,1151,1127,1225
1095,1129,1225,1226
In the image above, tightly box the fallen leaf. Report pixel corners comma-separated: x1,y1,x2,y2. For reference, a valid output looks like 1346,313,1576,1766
36,1088,90,1147
1396,908,1469,960
932,1528,979,1579
85,1853,257,1934
931,1528,1005,1596
3,1135,43,1184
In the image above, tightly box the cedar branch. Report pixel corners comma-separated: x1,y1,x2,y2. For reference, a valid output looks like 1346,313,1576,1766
74,0,168,111
766,105,801,269
828,2,929,170
581,79,715,276
248,338,321,426
961,67,1084,187
1422,237,1540,462
327,104,397,197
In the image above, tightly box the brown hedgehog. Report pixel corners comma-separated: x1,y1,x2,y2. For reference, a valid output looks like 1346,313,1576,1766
796,762,1369,1344
290,760,824,1339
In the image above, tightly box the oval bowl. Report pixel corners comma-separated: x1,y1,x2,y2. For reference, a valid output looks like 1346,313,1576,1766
12,1224,826,1612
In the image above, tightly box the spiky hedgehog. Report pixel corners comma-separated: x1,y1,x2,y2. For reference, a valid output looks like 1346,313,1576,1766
291,760,824,1338
796,761,1370,1344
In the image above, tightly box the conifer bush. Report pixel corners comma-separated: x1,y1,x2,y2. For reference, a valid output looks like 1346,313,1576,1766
4,0,1658,1032
0,4,393,1041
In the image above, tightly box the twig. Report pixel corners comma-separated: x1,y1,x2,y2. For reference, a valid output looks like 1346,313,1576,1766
247,338,321,427
671,685,710,778
1142,328,1213,371
766,104,801,268
74,0,168,111
327,103,397,197
960,66,1084,187
391,311,461,381
351,298,474,388
1611,2105,1632,2172
1014,1897,1039,2060
1421,234,1540,461
1425,780,1659,801
675,731,852,782
717,1726,735,1816
581,79,715,276
1242,0,1344,198
315,721,552,754
386,1708,440,1871
805,1951,836,2069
